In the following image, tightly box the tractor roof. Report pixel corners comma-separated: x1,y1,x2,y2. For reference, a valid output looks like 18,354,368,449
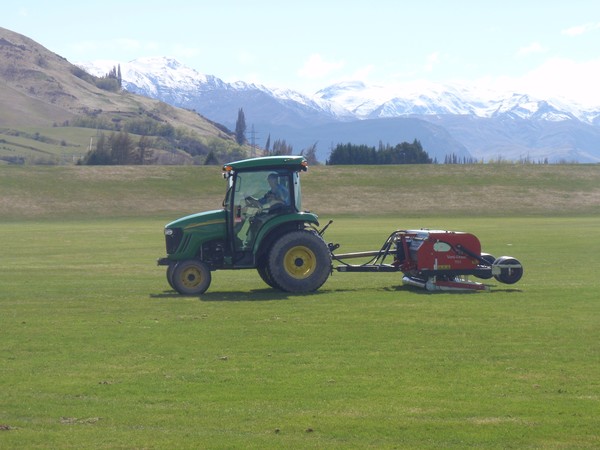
223,155,308,173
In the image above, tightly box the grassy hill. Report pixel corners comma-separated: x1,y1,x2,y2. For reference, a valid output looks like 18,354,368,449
1,163,599,221
0,27,251,164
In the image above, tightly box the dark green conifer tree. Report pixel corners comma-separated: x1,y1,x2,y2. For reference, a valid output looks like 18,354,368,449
235,108,246,145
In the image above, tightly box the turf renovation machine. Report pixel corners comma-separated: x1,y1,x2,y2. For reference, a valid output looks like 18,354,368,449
332,228,523,292
159,155,523,295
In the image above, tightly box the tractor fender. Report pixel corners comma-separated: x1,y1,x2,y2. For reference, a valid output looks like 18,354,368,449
254,212,320,258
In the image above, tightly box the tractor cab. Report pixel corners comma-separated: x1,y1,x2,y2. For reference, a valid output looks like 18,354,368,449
222,156,306,258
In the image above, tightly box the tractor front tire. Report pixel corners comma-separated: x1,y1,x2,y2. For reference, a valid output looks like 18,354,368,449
267,230,331,293
166,262,177,290
171,259,212,295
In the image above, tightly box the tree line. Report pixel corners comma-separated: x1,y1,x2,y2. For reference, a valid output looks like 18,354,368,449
79,131,154,165
71,64,122,92
327,140,432,165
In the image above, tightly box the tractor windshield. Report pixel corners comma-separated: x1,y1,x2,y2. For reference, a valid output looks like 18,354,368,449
230,170,293,251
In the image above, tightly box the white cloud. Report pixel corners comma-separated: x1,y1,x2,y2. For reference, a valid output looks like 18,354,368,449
236,50,255,65
517,42,546,57
172,45,201,59
350,64,375,82
424,52,440,72
114,38,144,51
527,58,600,106
478,57,600,107
297,54,344,79
70,38,160,55
561,22,600,36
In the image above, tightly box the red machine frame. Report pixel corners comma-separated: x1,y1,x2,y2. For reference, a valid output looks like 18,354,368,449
332,229,523,292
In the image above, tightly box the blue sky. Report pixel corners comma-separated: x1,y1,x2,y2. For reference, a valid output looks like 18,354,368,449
4,0,600,105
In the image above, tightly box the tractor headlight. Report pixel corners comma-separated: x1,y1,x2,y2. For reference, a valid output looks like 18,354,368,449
164,227,183,254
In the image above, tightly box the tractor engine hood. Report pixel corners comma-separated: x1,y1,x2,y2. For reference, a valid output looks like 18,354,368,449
165,209,226,231
163,209,227,260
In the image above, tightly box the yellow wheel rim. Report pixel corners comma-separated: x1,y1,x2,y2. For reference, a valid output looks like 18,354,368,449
283,245,316,279
181,266,204,289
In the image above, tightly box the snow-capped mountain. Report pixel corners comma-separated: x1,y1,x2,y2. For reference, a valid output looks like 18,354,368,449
78,57,230,104
316,81,480,118
316,80,600,123
78,57,600,163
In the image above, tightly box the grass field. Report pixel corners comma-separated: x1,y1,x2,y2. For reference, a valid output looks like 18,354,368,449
2,163,600,220
0,127,96,165
1,164,599,448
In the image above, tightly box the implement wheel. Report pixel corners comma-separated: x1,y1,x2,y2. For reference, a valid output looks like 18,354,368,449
493,256,523,284
267,230,331,293
477,253,496,279
171,260,212,295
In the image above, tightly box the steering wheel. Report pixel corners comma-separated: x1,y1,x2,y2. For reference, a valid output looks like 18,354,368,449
244,196,262,209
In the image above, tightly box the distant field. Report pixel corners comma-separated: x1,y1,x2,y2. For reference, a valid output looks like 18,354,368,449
1,164,599,448
0,126,234,166
1,163,599,220
0,127,95,164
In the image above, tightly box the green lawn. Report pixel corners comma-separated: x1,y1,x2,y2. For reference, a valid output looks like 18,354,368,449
1,215,599,448
1,164,599,448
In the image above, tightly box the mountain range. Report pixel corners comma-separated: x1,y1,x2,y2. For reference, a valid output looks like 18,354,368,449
77,56,600,163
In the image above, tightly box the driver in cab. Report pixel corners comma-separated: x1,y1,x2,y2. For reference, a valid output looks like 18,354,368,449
259,173,289,208
239,173,290,248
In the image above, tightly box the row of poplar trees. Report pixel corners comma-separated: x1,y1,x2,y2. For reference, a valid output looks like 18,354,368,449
80,131,153,165
327,140,432,165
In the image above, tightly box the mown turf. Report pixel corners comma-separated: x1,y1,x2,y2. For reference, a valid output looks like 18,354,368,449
1,165,599,448
1,215,599,448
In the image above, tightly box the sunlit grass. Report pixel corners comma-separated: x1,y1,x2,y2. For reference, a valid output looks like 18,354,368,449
1,216,599,448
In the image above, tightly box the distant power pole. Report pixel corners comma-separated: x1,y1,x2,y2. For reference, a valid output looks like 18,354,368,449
249,124,260,157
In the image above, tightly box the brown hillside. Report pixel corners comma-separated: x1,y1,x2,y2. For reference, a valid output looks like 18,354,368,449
0,27,243,157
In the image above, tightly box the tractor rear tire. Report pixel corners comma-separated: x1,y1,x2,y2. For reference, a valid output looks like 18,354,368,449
267,230,331,293
257,256,280,289
171,259,212,295
493,256,523,284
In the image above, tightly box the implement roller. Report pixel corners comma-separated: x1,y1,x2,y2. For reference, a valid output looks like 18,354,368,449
331,228,523,292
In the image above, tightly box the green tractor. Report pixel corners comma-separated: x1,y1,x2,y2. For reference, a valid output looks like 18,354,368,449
158,155,332,295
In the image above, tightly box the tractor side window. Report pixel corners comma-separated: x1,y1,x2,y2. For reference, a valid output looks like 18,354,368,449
232,170,293,251
232,171,270,250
